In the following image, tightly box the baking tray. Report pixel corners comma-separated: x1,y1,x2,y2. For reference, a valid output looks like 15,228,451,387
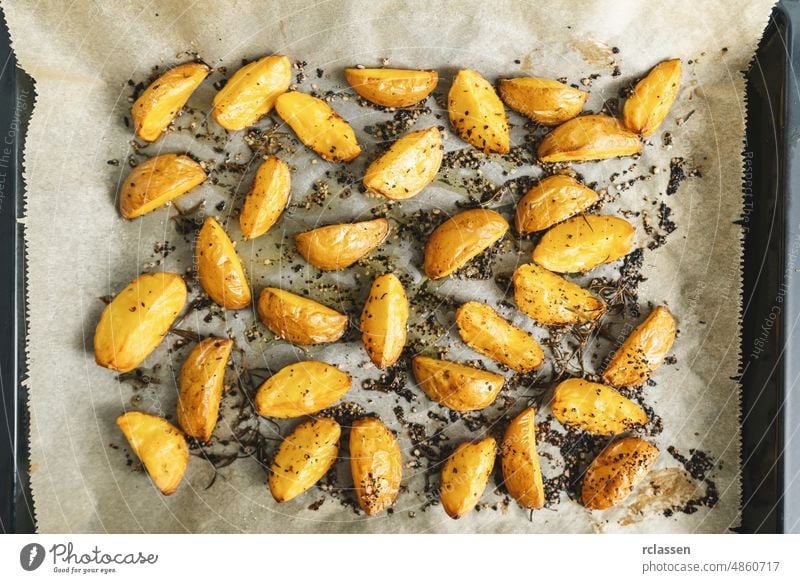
0,3,798,534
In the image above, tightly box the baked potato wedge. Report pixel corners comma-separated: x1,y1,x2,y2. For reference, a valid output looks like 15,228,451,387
498,77,588,126
239,156,291,240
623,59,682,136
345,67,438,107
515,175,599,234
295,218,389,270
196,217,252,309
119,154,206,219
255,360,351,418
581,436,659,510
551,378,647,435
350,416,403,515
448,69,509,153
513,263,605,326
440,437,496,519
360,273,408,369
257,287,348,345
411,356,504,412
538,114,642,163
501,407,545,509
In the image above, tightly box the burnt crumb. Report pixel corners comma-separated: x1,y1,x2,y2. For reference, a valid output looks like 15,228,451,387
666,446,720,514
451,237,508,280
667,158,686,195
392,406,445,466
361,364,416,403
296,180,333,209
318,401,367,427
308,498,325,511
117,367,161,390
365,107,431,142
590,247,647,317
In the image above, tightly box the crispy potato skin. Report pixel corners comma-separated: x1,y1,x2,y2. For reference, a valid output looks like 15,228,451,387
501,407,545,509
176,337,233,442
533,214,635,273
440,437,496,519
257,287,348,345
551,378,647,435
424,209,509,279
295,218,389,270
513,263,605,326
345,68,438,107
119,154,206,219
275,91,361,162
132,62,210,142
269,418,341,503
212,55,292,131
363,127,443,200
94,272,187,373
360,273,408,369
581,437,659,510
538,114,642,163
350,417,403,515
448,69,509,153
603,306,676,387
623,59,682,136
196,217,252,309
499,77,588,125
239,157,291,240
515,175,599,234
411,356,504,412
455,301,544,373
255,361,351,418
116,411,189,495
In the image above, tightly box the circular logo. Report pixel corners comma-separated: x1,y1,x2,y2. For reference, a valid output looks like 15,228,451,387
19,543,46,571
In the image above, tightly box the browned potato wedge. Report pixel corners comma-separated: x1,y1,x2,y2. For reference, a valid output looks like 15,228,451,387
196,217,252,309
515,175,599,234
350,417,402,515
275,91,361,162
345,67,438,107
533,214,635,273
119,154,206,219
499,77,588,126
603,306,677,387
363,127,443,200
448,69,509,153
269,417,341,503
440,437,496,519
513,263,605,326
116,411,189,495
295,218,389,270
411,356,504,412
424,209,509,279
239,157,291,240
360,273,408,369
176,337,233,442
94,272,187,373
581,437,659,510
255,360,351,418
132,62,210,142
257,287,348,345
538,115,642,163
551,378,647,435
501,407,545,509
455,301,544,373
212,55,292,131
623,59,682,136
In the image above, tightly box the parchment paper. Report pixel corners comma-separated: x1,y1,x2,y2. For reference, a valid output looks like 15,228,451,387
2,0,776,533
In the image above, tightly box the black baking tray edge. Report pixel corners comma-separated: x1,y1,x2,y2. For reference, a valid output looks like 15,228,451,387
0,4,798,535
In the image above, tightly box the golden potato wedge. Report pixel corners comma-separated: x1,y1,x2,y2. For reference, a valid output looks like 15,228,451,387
345,67,438,107
257,287,348,345
623,59,682,136
513,263,605,326
361,273,408,369
455,301,544,373
119,154,206,219
440,437,496,519
363,127,443,200
176,337,233,443
411,356,504,412
116,411,189,495
295,218,389,270
269,417,341,503
551,378,647,435
423,208,509,279
275,91,361,162
532,214,635,273
255,360,351,418
538,114,642,163
501,407,545,509
132,62,209,142
212,55,292,131
448,69,509,154
94,272,187,373
603,306,677,387
515,175,599,234
581,436,659,510
499,77,588,126
196,217,252,309
350,417,402,515
239,157,291,240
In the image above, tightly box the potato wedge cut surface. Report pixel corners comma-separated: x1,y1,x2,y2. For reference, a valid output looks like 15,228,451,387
345,67,437,107
255,361,351,418
177,337,233,442
582,437,659,510
538,114,642,163
448,69,509,153
513,263,605,326
257,287,348,345
551,378,647,435
515,175,599,234
499,77,587,125
350,417,403,515
623,59,682,136
239,157,291,240
501,407,545,509
363,127,443,200
361,273,408,369
119,154,206,219
411,356,504,411
295,218,389,270
196,217,252,309
440,437,496,519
